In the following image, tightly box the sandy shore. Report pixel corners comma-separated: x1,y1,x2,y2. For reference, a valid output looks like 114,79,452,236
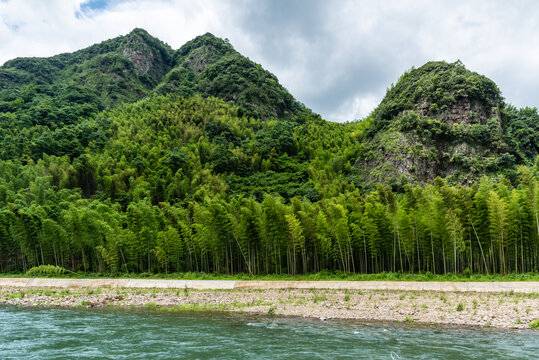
1,286,537,329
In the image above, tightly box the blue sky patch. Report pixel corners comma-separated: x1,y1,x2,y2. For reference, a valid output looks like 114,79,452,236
77,0,129,18
76,0,124,19
81,0,111,12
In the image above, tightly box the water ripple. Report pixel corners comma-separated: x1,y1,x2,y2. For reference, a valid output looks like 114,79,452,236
0,306,537,359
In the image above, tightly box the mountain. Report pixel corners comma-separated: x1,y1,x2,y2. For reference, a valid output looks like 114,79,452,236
0,30,537,276
0,28,173,111
157,33,303,120
0,31,536,194
356,61,538,187
0,29,306,162
0,29,303,126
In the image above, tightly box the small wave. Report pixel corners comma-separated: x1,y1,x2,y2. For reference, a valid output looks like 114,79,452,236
247,322,264,327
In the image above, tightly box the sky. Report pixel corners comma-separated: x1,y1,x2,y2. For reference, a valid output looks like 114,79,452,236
1,0,538,122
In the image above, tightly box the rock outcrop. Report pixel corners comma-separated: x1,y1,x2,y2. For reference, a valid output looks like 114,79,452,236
357,61,507,187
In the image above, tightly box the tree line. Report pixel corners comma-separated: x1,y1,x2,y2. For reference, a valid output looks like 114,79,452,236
1,168,537,275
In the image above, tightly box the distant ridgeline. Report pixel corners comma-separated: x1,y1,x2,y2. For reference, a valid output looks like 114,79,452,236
0,30,537,276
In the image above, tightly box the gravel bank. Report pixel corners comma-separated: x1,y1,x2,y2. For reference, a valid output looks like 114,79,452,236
1,287,537,329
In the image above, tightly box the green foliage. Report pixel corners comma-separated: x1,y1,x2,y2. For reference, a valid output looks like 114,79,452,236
6,271,539,282
164,33,303,120
255,121,297,155
0,30,537,279
359,61,537,186
0,29,304,164
503,106,539,164
26,265,67,276
371,60,501,132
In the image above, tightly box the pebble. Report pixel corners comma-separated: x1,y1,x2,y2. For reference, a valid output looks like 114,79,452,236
0,287,536,329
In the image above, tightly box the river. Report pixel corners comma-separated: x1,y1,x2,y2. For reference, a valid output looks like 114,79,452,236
0,306,536,359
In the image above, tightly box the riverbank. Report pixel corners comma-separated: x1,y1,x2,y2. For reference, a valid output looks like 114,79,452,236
1,280,538,329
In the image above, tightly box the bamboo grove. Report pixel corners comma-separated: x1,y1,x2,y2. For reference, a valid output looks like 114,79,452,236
0,94,538,275
0,169,538,275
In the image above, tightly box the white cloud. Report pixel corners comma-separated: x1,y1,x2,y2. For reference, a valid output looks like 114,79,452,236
328,94,382,123
0,0,234,62
1,0,538,121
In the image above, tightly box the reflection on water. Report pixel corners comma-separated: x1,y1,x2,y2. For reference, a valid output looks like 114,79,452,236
0,306,537,359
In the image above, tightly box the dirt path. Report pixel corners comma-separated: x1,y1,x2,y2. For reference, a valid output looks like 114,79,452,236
1,278,538,293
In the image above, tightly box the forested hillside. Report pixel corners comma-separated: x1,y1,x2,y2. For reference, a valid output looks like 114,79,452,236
0,30,537,276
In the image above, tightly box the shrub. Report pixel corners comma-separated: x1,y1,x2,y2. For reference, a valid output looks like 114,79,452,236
25,265,67,277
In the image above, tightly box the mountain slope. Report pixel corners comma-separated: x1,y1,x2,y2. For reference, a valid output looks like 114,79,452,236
356,61,519,187
0,29,306,163
1,28,174,112
156,33,303,120
0,29,303,124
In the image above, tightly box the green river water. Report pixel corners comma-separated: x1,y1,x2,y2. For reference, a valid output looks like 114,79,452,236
0,306,537,359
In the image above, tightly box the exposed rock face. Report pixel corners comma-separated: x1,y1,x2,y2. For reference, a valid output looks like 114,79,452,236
418,97,499,126
360,132,485,186
359,132,438,185
117,28,173,86
123,46,154,74
122,36,155,75
184,48,210,73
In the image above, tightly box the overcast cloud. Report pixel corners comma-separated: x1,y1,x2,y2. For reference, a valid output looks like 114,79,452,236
1,0,538,122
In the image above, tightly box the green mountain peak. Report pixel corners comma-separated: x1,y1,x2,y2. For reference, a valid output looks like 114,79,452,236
371,60,503,132
357,60,513,186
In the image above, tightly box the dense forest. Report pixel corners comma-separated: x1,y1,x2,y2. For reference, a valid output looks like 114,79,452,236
0,29,537,276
